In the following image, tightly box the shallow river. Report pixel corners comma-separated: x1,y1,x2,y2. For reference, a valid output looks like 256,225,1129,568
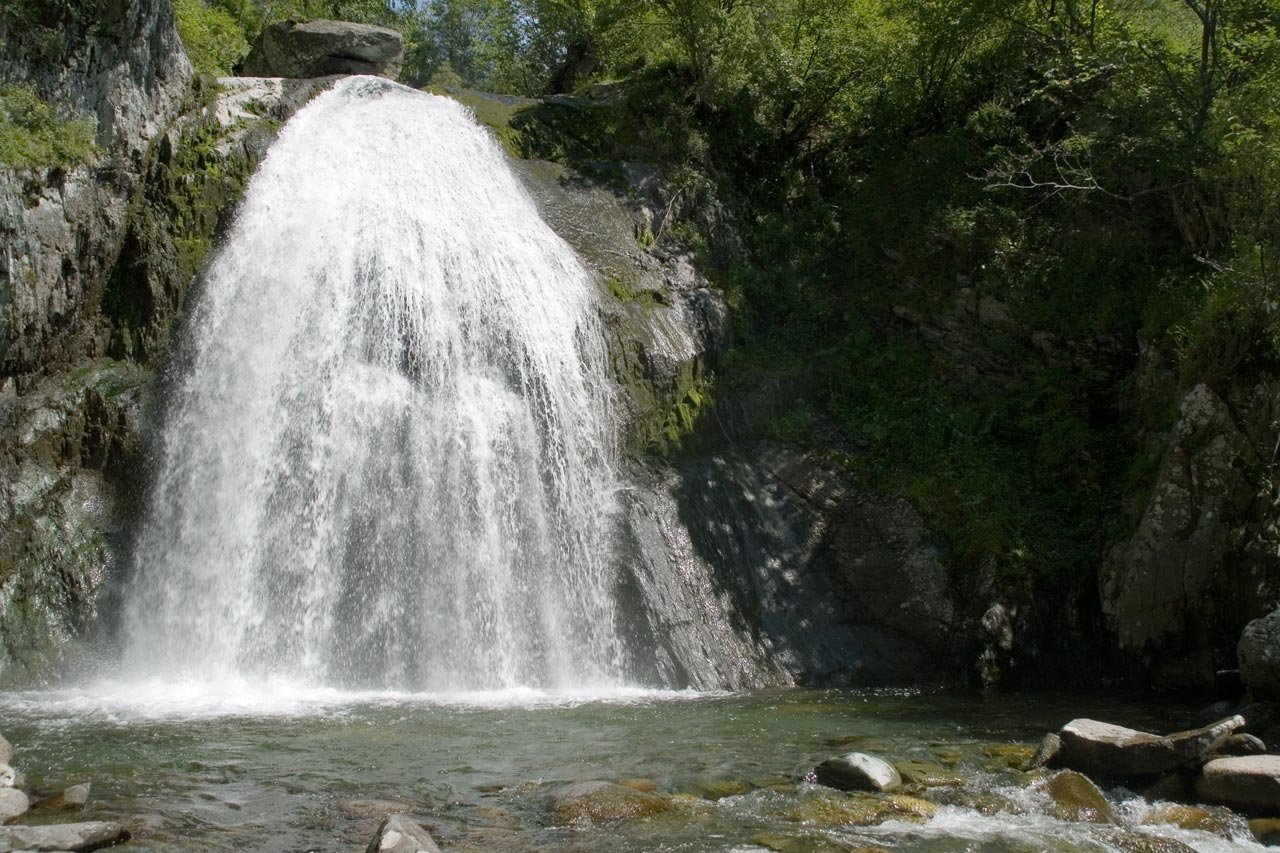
0,685,1266,852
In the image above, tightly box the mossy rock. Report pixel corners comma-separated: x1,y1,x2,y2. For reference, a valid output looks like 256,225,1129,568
894,759,964,787
786,791,937,827
548,781,671,826
1250,817,1280,844
1040,770,1113,824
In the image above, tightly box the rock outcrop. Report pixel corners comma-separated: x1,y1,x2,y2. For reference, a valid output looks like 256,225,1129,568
1101,381,1280,691
241,20,403,79
1241,610,1280,699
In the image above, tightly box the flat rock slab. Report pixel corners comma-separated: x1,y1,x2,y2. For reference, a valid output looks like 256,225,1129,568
814,752,901,792
1197,755,1280,814
1059,715,1244,778
0,789,28,824
0,820,128,852
364,814,440,853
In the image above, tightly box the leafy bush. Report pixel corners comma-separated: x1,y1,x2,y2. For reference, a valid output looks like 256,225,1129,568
172,0,250,77
0,84,96,171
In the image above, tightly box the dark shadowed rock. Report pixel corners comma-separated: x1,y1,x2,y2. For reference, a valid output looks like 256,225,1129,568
0,820,128,851
364,814,440,853
1028,732,1062,769
1211,733,1266,757
0,789,27,824
1197,755,1280,814
241,20,403,79
1251,818,1280,844
1242,610,1280,700
814,753,901,793
1058,715,1244,778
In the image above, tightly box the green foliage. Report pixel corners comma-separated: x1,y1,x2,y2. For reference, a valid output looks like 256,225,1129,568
173,0,251,76
0,84,96,171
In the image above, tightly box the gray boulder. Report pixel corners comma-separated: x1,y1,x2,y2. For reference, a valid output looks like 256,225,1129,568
1058,715,1244,778
1197,755,1280,814
0,766,12,788
364,815,440,853
0,736,10,766
1241,610,1280,699
241,20,403,79
814,752,901,792
0,789,27,824
0,820,128,852
1211,733,1267,757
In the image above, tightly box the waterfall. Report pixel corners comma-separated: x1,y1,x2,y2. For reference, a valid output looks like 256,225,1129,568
121,77,625,691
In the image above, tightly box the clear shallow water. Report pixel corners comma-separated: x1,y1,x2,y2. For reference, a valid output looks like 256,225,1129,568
0,688,1266,852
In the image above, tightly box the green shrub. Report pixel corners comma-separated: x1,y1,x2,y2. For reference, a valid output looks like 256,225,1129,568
0,84,96,171
172,0,249,77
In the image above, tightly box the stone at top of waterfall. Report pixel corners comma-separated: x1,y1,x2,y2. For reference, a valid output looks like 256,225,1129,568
813,752,902,792
1057,715,1245,778
1197,755,1280,814
0,787,29,824
1240,609,1280,699
364,814,441,853
0,820,129,851
240,20,404,80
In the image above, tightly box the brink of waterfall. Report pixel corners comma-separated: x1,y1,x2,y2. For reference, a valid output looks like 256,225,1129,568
121,76,625,691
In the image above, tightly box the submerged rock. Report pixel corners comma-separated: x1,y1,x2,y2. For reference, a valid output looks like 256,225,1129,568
814,753,901,793
1040,770,1113,823
1242,610,1280,700
0,789,28,824
241,20,404,79
364,815,441,853
1142,803,1231,836
1099,830,1197,853
1196,755,1280,814
1058,715,1244,778
32,782,90,812
0,820,129,852
1251,818,1280,844
892,759,962,787
548,781,671,826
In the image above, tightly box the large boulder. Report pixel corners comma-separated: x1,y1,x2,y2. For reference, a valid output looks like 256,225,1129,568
1058,716,1244,778
0,820,128,852
240,20,403,79
1196,755,1280,814
1241,610,1280,699
813,753,902,793
364,815,440,853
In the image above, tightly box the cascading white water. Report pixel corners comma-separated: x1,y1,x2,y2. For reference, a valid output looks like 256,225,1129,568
122,76,625,691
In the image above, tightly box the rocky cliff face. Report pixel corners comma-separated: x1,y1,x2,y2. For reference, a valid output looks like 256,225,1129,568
0,0,343,678
1102,380,1280,691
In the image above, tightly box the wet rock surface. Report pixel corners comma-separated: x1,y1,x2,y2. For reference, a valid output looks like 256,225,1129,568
548,781,672,826
1241,609,1280,700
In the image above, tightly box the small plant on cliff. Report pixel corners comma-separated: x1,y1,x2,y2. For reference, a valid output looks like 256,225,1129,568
0,84,96,171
